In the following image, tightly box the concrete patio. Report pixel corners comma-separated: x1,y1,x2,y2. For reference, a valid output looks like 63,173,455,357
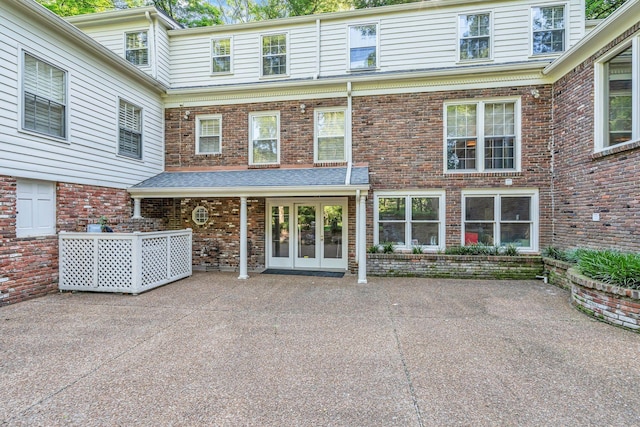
1,272,639,426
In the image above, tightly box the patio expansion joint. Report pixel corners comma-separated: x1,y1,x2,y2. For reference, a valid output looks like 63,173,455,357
3,307,199,425
385,299,425,427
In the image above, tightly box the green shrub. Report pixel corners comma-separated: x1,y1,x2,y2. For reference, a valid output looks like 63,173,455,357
382,242,395,254
577,250,640,289
502,244,519,256
445,244,500,256
367,245,380,254
542,246,580,263
412,246,423,254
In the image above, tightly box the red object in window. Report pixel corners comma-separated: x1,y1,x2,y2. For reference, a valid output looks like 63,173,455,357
465,232,478,244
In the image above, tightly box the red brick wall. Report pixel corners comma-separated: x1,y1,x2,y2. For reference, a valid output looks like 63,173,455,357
0,177,162,305
552,23,640,252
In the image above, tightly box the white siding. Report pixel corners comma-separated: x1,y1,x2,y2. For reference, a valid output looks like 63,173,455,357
0,3,164,189
155,23,172,86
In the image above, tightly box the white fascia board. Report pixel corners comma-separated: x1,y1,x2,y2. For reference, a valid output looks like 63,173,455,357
65,6,181,30
544,0,640,80
128,185,370,198
12,1,167,94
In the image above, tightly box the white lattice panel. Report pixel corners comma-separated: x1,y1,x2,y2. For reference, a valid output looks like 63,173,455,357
141,237,167,287
60,239,94,289
98,239,133,290
170,234,192,277
59,229,192,294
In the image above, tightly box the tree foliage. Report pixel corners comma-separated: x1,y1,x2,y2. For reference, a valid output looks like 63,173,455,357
586,0,628,19
36,0,114,16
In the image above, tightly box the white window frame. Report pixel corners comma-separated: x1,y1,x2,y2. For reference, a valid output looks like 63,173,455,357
260,33,288,78
192,206,209,225
530,4,566,56
118,98,143,160
348,22,379,71
444,97,521,173
458,12,493,62
124,30,149,66
196,114,222,155
314,108,347,163
374,191,446,251
461,189,539,253
594,36,640,152
249,111,280,165
211,36,233,75
20,50,68,141
16,179,56,238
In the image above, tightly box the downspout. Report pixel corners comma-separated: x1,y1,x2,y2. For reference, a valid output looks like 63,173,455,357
314,19,320,80
145,11,157,80
345,81,353,185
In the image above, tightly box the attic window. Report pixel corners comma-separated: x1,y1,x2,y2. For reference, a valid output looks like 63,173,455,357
192,206,209,225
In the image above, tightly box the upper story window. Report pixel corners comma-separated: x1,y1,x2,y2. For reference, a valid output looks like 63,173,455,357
349,23,378,70
261,33,287,77
118,99,142,160
315,109,346,163
462,190,538,252
249,111,279,165
445,99,519,172
459,13,491,61
125,31,149,66
375,192,445,250
211,37,232,74
595,41,636,150
196,115,222,155
531,5,565,55
22,52,66,139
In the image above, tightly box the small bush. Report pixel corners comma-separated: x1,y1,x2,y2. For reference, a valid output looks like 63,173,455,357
367,245,380,254
445,244,500,256
542,246,579,263
577,250,640,289
382,242,395,254
412,246,423,254
502,244,519,256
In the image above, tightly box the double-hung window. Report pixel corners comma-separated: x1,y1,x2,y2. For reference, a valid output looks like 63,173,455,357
462,190,538,251
349,24,378,70
125,31,149,66
595,39,638,150
196,115,222,154
249,111,279,165
375,192,445,250
212,37,232,74
261,34,287,76
22,52,66,139
459,13,491,61
118,99,142,160
531,5,565,55
315,109,346,163
445,99,519,172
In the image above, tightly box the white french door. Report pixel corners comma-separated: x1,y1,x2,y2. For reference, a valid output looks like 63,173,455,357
267,198,347,270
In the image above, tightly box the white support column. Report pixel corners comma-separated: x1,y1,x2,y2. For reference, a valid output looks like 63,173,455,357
357,193,367,284
132,198,142,219
238,196,249,280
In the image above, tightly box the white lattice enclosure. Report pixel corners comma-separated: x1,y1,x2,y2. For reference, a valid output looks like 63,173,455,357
59,229,192,294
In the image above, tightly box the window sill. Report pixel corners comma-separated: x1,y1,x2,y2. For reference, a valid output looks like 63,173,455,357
18,128,69,145
196,152,222,156
445,170,522,177
210,72,233,77
116,154,144,163
592,139,640,160
248,163,280,169
259,74,289,80
456,58,494,65
314,161,347,167
348,67,379,73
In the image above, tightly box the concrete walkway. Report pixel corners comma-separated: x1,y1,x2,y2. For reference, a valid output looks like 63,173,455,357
1,272,639,426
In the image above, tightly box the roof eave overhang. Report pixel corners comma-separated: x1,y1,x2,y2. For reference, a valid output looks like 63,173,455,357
543,0,640,80
128,184,371,198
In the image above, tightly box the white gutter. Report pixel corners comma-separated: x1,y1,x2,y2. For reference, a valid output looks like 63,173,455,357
128,184,370,199
345,81,353,186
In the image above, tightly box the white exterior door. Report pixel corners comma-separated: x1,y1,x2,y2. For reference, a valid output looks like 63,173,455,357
267,198,347,270
16,179,55,238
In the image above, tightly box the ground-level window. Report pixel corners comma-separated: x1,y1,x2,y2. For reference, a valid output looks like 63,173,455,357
249,111,279,165
595,39,637,150
16,179,56,238
531,5,565,55
22,52,67,139
445,99,520,172
462,190,538,252
118,99,142,160
375,191,445,250
315,108,346,163
196,115,222,154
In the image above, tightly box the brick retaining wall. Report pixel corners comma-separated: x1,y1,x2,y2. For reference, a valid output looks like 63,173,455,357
368,254,543,280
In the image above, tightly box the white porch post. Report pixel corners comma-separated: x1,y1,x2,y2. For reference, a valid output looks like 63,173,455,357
238,196,249,280
132,198,142,219
357,193,367,284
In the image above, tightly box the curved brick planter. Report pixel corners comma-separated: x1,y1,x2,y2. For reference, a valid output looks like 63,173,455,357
568,268,640,332
367,253,542,280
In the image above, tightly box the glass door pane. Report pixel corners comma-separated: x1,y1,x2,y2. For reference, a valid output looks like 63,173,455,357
323,205,343,259
271,206,289,258
297,205,316,259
